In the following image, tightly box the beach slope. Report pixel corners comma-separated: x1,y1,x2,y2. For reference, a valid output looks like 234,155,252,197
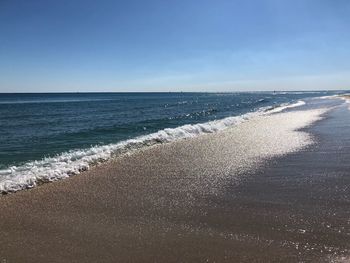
0,99,349,262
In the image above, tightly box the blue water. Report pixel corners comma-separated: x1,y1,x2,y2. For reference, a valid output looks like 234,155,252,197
0,91,345,170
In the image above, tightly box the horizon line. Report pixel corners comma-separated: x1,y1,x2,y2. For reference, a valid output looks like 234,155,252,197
0,89,349,94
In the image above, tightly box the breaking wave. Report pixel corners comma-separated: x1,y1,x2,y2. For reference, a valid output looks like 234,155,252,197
267,100,306,113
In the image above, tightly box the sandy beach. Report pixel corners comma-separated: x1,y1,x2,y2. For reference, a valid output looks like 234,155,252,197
2,0,350,261
0,98,349,262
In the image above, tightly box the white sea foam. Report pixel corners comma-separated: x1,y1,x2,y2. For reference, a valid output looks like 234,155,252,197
333,94,350,110
0,100,307,194
339,94,350,110
265,100,305,113
317,95,339,100
272,91,324,95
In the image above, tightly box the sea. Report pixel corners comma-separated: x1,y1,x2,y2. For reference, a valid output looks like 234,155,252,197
0,91,347,193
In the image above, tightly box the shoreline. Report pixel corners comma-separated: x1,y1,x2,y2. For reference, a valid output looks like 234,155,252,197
0,98,349,262
0,99,314,194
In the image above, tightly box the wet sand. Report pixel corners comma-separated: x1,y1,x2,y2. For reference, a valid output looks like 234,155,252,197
0,99,349,262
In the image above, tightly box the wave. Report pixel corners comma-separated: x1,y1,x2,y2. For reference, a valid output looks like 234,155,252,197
343,96,350,110
266,100,306,113
320,95,350,110
272,91,325,95
0,100,306,194
317,95,339,100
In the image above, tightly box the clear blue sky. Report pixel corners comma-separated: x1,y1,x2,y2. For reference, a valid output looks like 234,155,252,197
1,0,350,92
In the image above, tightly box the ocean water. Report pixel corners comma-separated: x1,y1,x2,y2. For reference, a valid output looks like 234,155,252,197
0,91,345,193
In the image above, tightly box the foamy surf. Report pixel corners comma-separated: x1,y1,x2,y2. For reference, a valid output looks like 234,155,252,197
265,100,306,113
341,95,350,110
0,100,311,194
